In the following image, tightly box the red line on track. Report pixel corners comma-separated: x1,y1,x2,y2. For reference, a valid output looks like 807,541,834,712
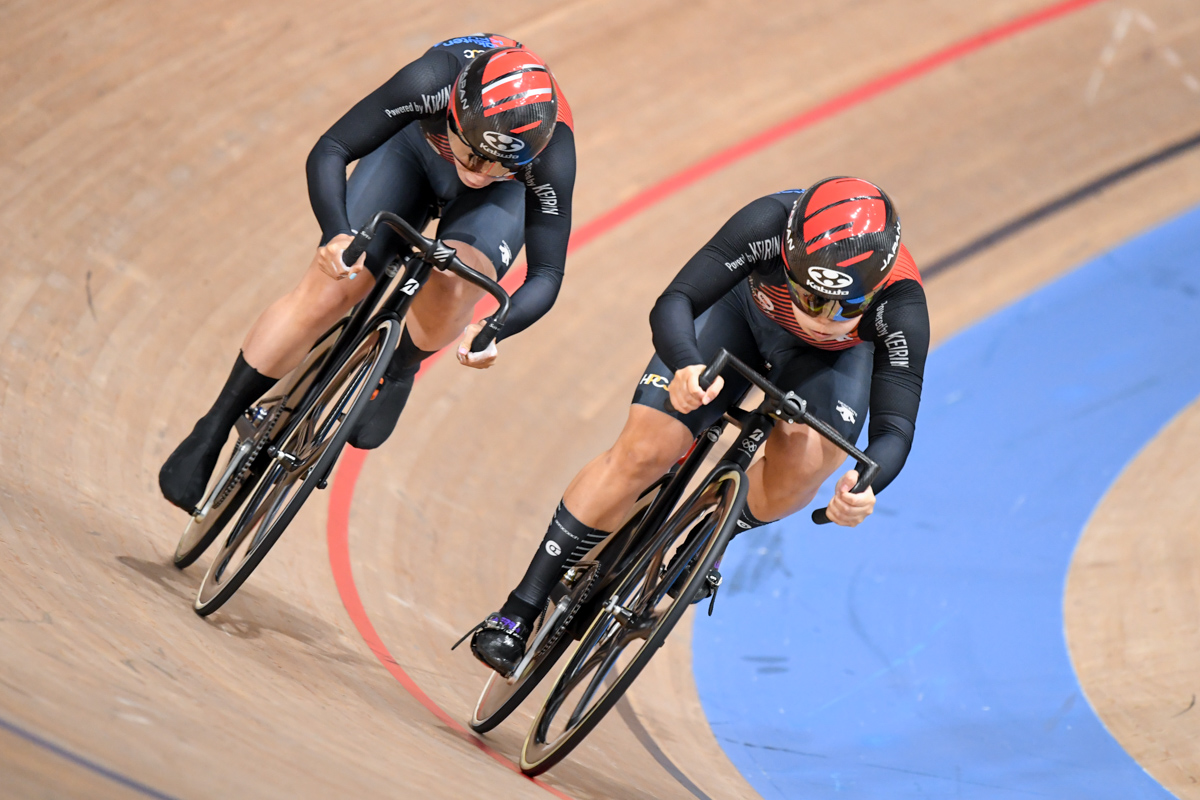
326,447,574,799
324,0,1104,793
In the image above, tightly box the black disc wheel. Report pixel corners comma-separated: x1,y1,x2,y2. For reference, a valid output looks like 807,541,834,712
172,319,347,569
470,482,665,734
192,315,401,616
519,466,747,775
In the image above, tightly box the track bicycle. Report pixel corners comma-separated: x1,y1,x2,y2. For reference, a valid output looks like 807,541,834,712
465,347,878,775
171,211,511,616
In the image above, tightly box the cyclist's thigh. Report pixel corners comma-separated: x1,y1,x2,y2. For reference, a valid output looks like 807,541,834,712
436,179,525,280
631,290,763,437
344,126,436,278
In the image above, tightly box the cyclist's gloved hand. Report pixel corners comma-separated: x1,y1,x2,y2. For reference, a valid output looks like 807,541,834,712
317,233,367,281
825,469,875,527
668,364,723,414
457,320,499,369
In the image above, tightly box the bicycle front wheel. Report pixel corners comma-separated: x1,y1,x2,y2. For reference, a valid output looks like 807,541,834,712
193,315,401,616
520,465,747,775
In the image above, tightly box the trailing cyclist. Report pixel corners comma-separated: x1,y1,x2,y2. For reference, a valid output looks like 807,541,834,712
470,177,929,674
160,34,575,512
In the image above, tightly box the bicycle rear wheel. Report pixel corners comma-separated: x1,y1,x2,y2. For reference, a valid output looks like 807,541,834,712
519,465,747,775
193,315,401,616
173,319,348,569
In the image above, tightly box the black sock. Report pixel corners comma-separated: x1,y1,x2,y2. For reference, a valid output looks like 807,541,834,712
733,505,770,539
201,351,278,433
384,326,435,383
501,501,608,622
159,351,276,509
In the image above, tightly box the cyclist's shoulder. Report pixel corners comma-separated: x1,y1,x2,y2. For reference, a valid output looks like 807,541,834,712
427,33,522,62
728,190,800,232
857,249,925,335
765,187,805,208
876,244,924,295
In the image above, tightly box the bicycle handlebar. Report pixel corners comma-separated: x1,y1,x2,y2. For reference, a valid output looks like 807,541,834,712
341,212,511,353
699,348,879,526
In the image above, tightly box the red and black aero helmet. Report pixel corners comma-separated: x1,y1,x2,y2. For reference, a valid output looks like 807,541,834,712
449,47,558,172
783,177,901,319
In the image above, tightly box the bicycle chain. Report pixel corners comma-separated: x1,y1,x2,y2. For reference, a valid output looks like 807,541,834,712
534,563,600,660
210,402,286,511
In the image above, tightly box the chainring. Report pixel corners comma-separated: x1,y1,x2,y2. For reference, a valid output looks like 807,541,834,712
209,401,286,511
534,562,600,660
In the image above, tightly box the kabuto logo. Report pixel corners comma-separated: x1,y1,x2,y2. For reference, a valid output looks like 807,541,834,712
806,267,853,292
480,131,526,156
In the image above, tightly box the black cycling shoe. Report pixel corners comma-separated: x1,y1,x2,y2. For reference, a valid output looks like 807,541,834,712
159,418,229,512
468,613,531,676
346,374,414,450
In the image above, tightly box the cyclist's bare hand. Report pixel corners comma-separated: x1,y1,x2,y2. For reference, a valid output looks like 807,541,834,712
668,364,723,414
457,321,498,369
825,469,875,527
316,233,366,281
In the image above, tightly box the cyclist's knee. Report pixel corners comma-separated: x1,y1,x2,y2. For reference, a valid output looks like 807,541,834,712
292,266,366,324
607,411,691,481
443,239,497,281
764,425,844,489
608,435,677,482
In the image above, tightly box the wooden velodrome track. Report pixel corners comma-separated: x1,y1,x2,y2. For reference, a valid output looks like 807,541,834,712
3,0,1199,797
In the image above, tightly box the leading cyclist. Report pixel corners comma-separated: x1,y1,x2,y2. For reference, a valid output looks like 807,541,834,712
160,35,575,511
470,177,929,674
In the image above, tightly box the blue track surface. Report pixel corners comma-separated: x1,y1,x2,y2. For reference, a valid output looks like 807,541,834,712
693,204,1200,798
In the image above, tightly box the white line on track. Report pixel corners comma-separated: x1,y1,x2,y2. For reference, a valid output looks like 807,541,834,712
1085,7,1199,104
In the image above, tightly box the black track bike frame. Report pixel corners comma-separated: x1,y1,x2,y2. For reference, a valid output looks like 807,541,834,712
270,210,512,451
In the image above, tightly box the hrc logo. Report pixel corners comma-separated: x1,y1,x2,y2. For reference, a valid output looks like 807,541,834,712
639,373,670,390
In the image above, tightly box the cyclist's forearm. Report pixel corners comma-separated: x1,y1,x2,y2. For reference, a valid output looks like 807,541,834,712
649,291,703,371
306,138,355,243
861,416,914,493
495,270,562,340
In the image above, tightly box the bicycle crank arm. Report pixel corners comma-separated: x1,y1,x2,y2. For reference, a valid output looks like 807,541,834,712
508,594,572,684
192,438,253,521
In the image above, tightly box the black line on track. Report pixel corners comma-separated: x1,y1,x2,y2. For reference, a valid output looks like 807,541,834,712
616,697,714,800
924,129,1200,278
0,713,181,800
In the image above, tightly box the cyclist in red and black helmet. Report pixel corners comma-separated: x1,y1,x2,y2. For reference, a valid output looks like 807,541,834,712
159,35,576,512
470,177,929,676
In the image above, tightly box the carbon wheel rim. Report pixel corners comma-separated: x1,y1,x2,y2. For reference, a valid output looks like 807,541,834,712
520,470,742,772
